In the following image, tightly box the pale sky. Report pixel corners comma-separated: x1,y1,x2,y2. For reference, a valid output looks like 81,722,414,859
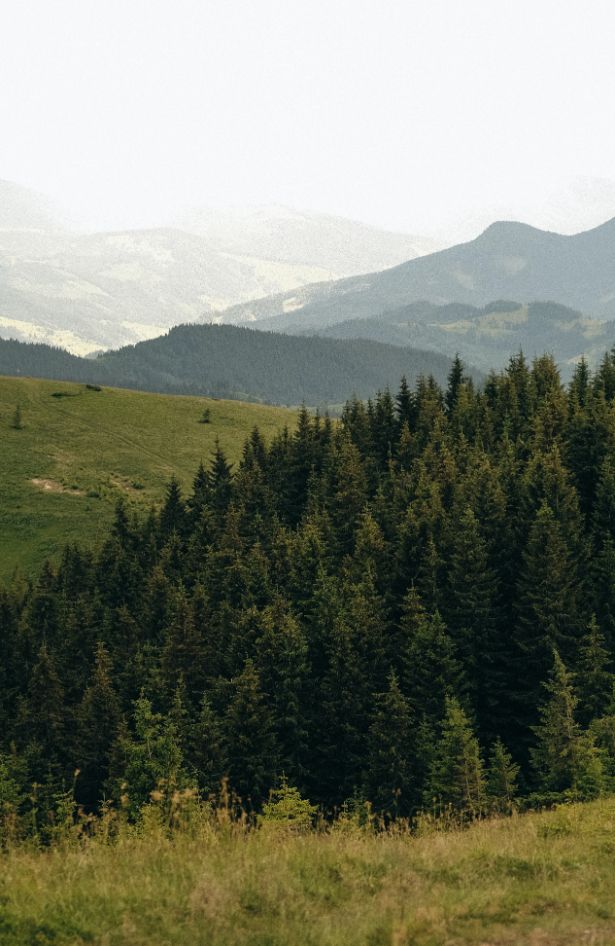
2,0,615,240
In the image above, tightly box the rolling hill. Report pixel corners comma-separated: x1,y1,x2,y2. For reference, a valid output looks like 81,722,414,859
179,203,438,274
0,375,293,581
308,300,615,373
0,181,437,352
219,216,615,335
0,325,467,407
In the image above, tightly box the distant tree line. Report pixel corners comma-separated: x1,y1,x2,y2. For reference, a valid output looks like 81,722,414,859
0,325,465,407
4,350,615,836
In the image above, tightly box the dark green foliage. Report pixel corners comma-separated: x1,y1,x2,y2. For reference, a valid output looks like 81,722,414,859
576,617,614,726
365,674,414,818
3,354,615,826
75,642,121,809
0,325,463,407
223,659,276,806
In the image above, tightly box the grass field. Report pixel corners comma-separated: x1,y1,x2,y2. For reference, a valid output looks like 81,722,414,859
0,376,293,582
2,799,615,945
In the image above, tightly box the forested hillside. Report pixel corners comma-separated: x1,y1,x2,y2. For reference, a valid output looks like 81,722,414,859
305,300,615,374
3,350,615,832
0,325,464,406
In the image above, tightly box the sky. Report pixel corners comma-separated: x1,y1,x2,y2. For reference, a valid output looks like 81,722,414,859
2,0,615,240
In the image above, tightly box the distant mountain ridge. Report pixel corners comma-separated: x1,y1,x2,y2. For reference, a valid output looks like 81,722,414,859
218,216,615,333
294,300,615,374
179,204,439,274
0,181,438,352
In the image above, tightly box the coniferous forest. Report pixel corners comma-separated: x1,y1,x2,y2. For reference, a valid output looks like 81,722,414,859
5,350,615,835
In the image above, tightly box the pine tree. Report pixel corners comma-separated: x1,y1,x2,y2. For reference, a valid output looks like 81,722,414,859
365,673,414,818
486,739,519,813
255,599,309,786
445,354,465,414
425,696,486,819
222,659,276,806
11,404,22,430
530,650,588,794
116,695,187,820
512,502,583,753
75,642,122,809
398,589,463,728
575,616,613,726
444,505,500,739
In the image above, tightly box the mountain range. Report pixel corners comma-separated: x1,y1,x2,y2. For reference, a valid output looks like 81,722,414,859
219,217,615,335
0,181,436,353
290,300,615,374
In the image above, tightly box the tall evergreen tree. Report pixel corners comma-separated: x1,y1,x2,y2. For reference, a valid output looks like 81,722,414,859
223,659,276,806
365,673,414,818
75,642,122,809
425,697,486,819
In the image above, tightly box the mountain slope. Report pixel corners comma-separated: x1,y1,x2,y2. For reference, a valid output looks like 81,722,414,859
0,179,63,232
0,324,469,406
0,375,292,580
308,300,615,373
180,204,439,273
0,182,438,352
219,217,615,331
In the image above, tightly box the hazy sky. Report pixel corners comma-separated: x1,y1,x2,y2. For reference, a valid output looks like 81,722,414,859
3,0,615,239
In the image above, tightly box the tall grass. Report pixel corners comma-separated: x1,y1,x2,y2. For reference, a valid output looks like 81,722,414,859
3,797,615,945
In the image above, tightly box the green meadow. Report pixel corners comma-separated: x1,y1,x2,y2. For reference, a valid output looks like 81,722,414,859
0,376,293,582
3,798,615,946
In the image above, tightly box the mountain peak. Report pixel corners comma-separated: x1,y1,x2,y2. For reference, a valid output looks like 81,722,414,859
479,219,555,239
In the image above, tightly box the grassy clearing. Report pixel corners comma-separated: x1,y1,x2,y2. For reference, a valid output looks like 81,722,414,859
2,799,615,945
0,376,293,582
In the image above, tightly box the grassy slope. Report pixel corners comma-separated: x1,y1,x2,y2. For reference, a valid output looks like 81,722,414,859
3,799,615,945
0,376,293,582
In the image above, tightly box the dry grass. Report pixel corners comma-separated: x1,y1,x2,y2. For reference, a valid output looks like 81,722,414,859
3,798,615,945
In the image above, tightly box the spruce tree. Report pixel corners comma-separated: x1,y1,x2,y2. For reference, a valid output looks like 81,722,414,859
575,616,613,726
222,659,276,806
75,642,122,809
398,589,463,728
445,354,465,414
185,694,224,796
11,404,22,430
444,505,500,739
255,598,309,786
486,739,519,813
530,650,589,795
365,673,414,818
116,696,188,820
513,502,583,753
425,696,486,819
